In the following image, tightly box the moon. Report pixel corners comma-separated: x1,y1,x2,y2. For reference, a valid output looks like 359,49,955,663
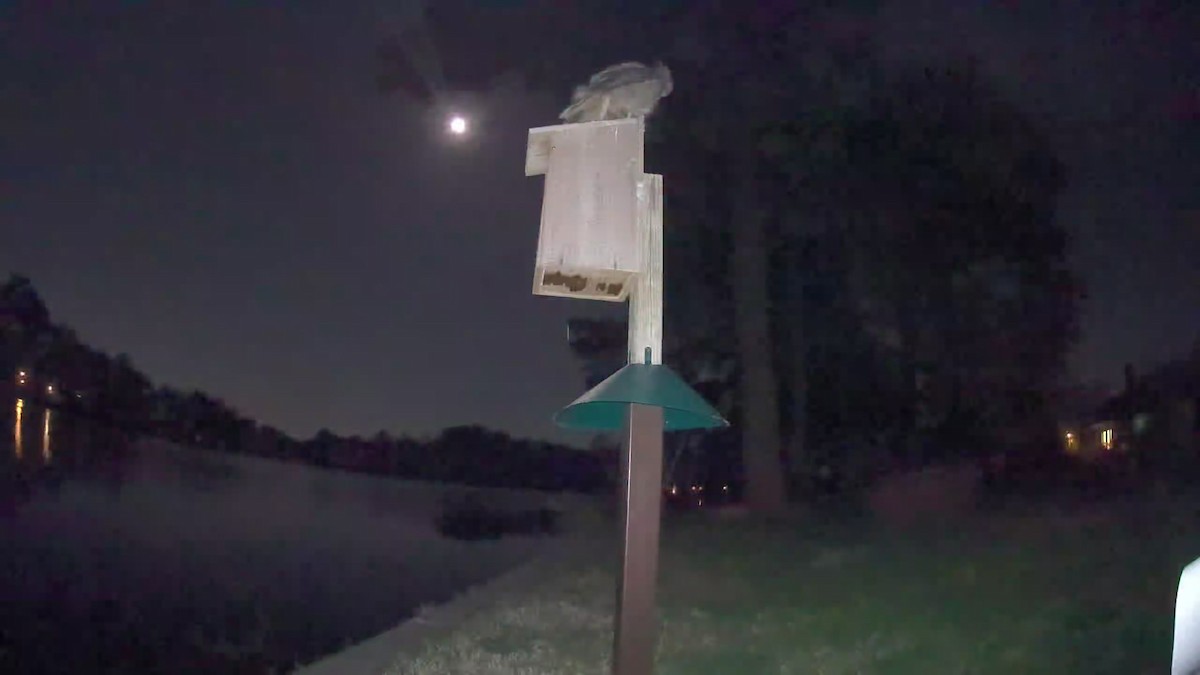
447,115,468,135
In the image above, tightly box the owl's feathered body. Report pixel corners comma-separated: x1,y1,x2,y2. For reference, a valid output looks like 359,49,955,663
559,61,673,123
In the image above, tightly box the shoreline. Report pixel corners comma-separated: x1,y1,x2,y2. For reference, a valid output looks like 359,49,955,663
291,533,602,674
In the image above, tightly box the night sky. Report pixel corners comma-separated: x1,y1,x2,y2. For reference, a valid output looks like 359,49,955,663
2,1,1197,443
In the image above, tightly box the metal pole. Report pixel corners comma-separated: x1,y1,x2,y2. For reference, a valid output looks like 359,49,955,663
613,403,665,675
613,172,665,675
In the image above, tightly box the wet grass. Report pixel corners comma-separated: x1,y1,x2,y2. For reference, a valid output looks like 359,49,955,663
386,494,1198,674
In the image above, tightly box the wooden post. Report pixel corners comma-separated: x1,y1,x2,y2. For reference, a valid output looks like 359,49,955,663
627,174,663,366
612,173,665,675
526,116,668,675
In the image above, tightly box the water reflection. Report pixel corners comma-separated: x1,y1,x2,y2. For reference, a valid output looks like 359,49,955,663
0,432,549,673
11,400,54,463
14,398,23,458
42,408,52,462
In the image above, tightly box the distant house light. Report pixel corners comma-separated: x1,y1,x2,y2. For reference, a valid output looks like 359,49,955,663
46,384,54,394
1101,428,1114,450
1065,431,1078,453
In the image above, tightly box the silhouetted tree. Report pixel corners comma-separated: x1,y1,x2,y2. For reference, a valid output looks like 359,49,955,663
557,8,1078,501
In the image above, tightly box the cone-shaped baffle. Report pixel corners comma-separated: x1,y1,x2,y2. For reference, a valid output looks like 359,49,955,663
555,353,728,431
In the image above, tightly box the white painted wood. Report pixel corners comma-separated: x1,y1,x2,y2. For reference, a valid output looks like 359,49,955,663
525,118,645,177
1175,555,1200,674
627,174,663,365
527,118,644,302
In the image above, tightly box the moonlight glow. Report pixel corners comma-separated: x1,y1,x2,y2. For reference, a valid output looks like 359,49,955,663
448,115,467,135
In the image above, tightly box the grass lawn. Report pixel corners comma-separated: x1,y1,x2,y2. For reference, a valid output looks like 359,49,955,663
386,493,1199,674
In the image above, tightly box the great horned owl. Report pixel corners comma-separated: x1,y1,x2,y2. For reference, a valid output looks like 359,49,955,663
559,61,673,123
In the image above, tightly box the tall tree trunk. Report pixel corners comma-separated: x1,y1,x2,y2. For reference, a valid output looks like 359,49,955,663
785,270,808,494
731,146,787,514
778,213,811,495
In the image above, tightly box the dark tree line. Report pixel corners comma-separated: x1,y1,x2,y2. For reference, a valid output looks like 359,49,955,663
1,275,609,494
297,425,610,493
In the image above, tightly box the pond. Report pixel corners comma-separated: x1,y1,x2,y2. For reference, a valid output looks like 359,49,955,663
0,399,556,673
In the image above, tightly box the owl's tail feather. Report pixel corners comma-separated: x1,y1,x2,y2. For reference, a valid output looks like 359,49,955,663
559,94,608,123
558,85,592,122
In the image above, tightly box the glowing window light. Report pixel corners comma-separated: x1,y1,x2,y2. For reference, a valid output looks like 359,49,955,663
14,399,23,458
42,409,51,462
1101,428,1114,450
1065,431,1079,453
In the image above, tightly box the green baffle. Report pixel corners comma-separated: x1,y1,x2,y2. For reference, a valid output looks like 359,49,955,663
554,353,728,432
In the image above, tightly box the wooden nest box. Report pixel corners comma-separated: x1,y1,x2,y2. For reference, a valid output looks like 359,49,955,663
526,118,644,302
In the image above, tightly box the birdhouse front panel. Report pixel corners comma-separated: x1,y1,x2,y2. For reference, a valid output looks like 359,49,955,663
527,118,644,302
